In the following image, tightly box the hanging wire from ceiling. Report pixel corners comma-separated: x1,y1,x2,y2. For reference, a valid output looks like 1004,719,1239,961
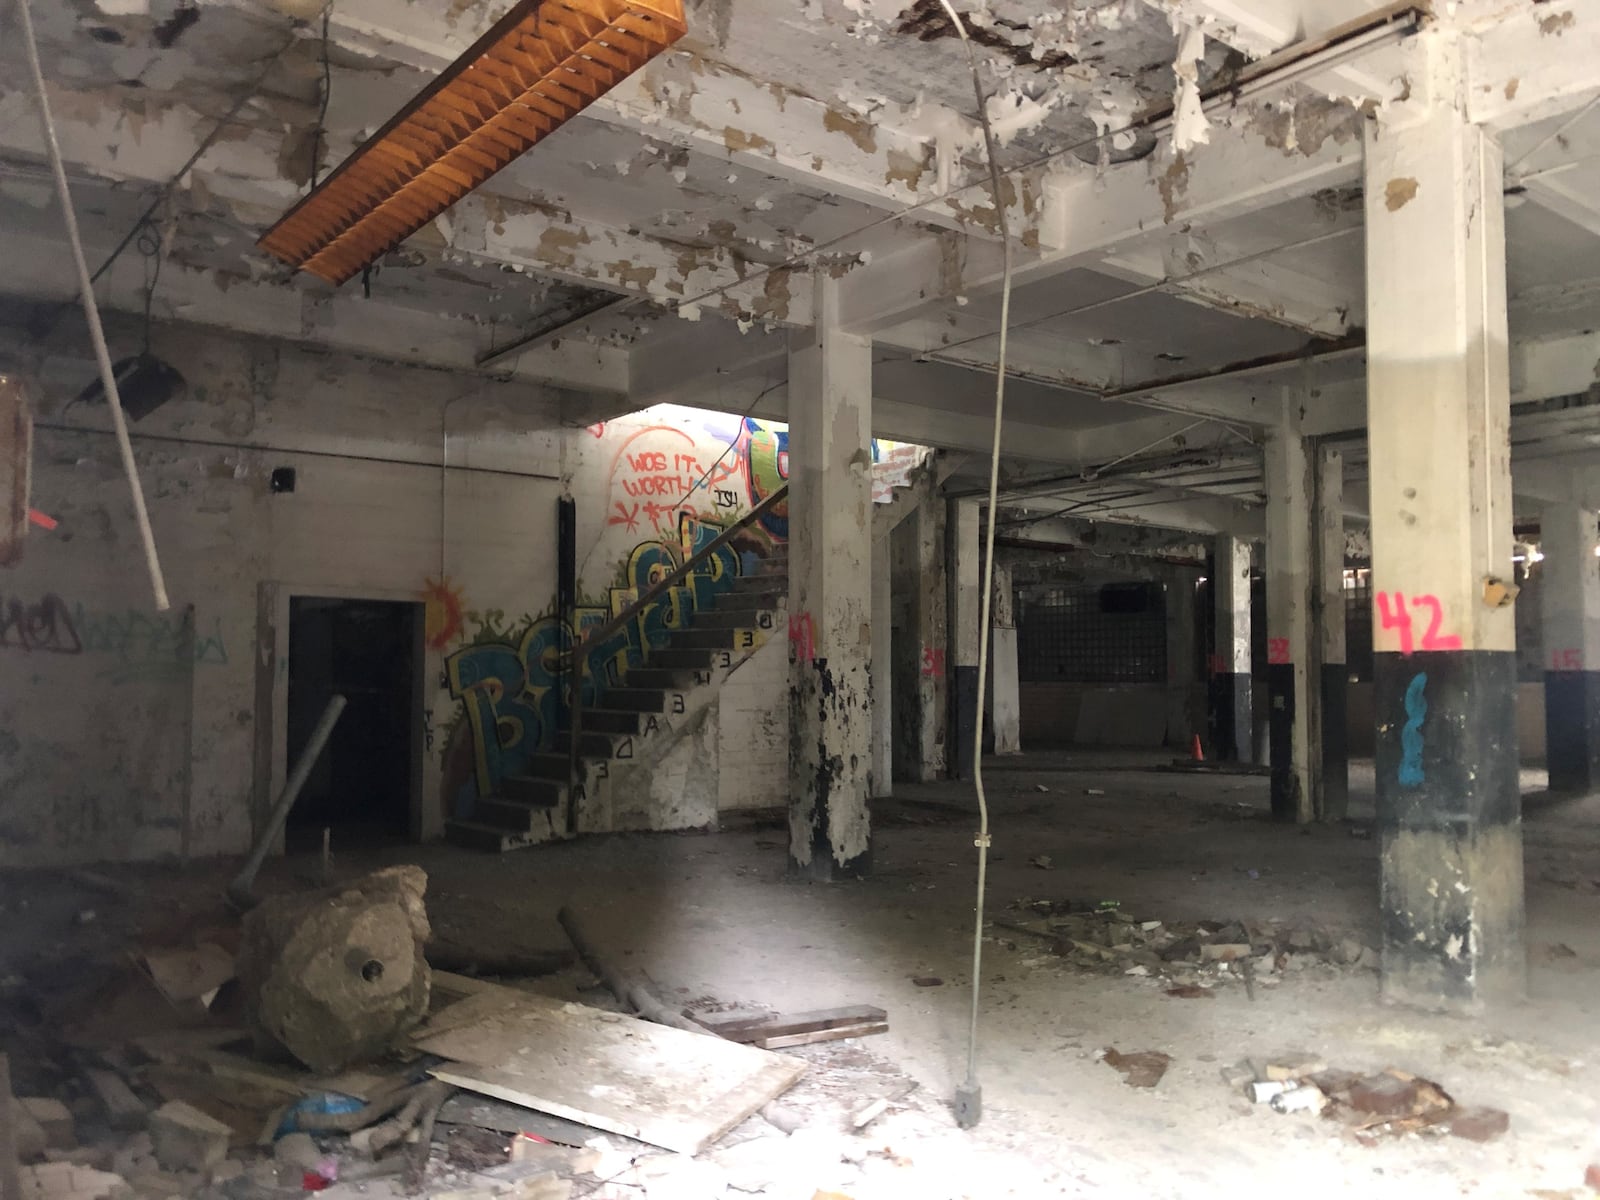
931,0,1012,1132
310,6,334,190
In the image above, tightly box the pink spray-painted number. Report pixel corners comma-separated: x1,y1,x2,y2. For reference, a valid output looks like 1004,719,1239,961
1375,591,1462,656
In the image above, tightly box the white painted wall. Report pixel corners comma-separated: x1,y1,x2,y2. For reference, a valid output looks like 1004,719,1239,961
0,315,566,865
0,313,926,864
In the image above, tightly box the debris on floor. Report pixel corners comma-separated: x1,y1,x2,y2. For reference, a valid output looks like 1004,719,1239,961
692,1005,889,1049
998,902,1379,990
238,866,433,1073
1227,1057,1510,1145
1099,1047,1172,1089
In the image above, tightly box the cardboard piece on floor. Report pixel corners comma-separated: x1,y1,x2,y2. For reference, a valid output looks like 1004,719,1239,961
416,989,804,1155
695,1005,888,1047
142,944,235,1007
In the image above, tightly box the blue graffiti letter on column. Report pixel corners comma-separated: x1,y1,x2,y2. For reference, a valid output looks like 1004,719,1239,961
1398,671,1428,788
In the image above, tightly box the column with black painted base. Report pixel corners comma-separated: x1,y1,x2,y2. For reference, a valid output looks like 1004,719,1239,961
786,278,873,881
1317,447,1349,821
1265,413,1316,822
1541,504,1600,793
1210,534,1253,762
947,498,980,780
1364,29,1523,1010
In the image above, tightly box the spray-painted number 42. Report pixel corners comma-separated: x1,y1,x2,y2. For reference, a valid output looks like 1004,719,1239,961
1375,591,1461,655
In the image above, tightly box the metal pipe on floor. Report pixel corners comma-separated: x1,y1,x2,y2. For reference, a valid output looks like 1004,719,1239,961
227,694,347,911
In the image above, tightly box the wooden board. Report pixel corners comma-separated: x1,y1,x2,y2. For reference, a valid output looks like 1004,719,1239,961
694,1005,887,1045
415,989,803,1156
755,1021,889,1050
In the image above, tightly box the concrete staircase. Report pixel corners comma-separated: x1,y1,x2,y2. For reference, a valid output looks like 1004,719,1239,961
446,548,788,851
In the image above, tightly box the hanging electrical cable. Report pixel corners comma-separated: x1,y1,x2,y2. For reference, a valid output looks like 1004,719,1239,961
310,6,333,190
14,0,169,611
932,0,1011,1131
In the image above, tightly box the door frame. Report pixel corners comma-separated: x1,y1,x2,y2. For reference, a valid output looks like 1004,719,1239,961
260,581,427,846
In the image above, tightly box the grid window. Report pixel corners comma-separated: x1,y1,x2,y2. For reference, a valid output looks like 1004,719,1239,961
1345,569,1373,682
1016,582,1167,683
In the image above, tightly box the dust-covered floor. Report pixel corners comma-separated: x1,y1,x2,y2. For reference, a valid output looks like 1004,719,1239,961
6,751,1600,1199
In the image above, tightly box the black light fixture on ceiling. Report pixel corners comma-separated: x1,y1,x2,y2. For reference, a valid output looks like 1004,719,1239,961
76,221,186,420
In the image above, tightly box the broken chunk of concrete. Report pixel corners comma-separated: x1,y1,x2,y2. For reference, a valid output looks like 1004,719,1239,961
19,1098,74,1149
148,1101,229,1173
1446,1105,1510,1142
1346,1073,1419,1118
237,865,431,1072
18,1162,126,1200
1264,1053,1327,1083
11,1099,46,1163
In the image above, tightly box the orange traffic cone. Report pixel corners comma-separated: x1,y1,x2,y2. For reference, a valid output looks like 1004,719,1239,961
1190,734,1205,762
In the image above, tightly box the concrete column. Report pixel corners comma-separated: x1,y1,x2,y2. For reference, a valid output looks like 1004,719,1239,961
1541,504,1600,793
870,532,892,797
989,559,1021,754
1264,413,1316,822
889,499,946,782
786,279,873,880
1165,570,1199,749
947,498,981,779
1210,534,1252,761
1316,447,1349,821
1364,29,1523,1009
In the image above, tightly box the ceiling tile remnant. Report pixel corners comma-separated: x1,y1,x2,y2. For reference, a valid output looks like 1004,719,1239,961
258,0,688,286
893,0,1076,69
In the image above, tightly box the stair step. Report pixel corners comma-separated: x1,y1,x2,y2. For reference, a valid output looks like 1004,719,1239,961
647,648,716,670
525,752,578,781
579,708,645,735
603,688,668,713
695,608,780,631
728,573,786,593
474,796,558,832
445,821,542,853
714,590,784,610
670,627,770,651
624,667,694,690
501,775,565,807
553,730,628,758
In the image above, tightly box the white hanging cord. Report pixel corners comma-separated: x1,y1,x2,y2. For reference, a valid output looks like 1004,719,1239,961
16,0,169,611
934,0,1012,1130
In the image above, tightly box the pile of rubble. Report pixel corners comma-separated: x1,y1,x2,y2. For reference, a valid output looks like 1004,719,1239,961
996,899,1380,993
1223,1053,1511,1146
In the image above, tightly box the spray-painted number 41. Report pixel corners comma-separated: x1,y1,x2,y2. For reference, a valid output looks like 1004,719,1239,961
1376,591,1461,655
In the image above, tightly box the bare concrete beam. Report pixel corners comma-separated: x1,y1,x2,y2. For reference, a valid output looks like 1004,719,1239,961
2,232,629,396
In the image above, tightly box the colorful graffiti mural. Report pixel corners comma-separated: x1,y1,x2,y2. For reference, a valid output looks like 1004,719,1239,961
441,510,755,813
435,405,918,818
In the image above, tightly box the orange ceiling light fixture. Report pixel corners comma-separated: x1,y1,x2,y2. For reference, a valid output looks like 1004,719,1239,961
258,0,687,286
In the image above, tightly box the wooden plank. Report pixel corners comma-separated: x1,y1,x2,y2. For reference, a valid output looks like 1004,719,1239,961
753,1022,889,1050
83,1069,148,1131
693,1005,887,1045
415,990,803,1156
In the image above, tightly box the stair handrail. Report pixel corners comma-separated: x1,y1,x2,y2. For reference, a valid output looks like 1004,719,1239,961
562,483,789,832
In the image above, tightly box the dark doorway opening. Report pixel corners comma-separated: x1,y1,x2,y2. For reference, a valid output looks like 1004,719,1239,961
286,596,422,850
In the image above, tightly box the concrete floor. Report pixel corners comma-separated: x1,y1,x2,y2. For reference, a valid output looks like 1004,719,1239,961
7,752,1600,1198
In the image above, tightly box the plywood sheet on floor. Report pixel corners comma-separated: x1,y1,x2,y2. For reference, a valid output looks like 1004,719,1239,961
415,989,804,1155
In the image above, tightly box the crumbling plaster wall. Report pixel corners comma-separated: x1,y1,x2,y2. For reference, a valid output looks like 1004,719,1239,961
0,312,567,866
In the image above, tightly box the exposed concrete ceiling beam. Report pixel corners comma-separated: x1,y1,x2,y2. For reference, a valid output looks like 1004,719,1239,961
0,83,816,326
1,232,629,397
446,195,812,325
189,0,1039,246
1466,2,1600,131
1153,0,1407,103
841,105,1367,338
999,488,1265,538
